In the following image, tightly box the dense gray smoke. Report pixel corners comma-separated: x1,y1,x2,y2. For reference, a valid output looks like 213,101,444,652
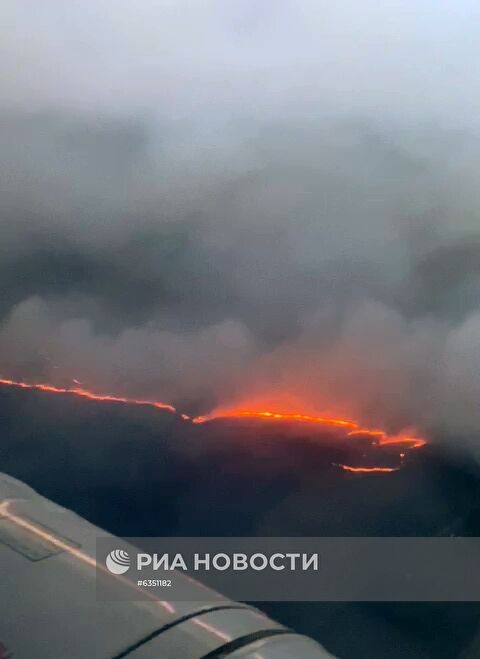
1,1,480,438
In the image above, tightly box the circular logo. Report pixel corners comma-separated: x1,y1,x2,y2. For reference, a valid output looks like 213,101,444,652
106,549,131,575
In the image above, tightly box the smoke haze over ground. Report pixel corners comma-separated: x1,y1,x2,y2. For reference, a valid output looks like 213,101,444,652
1,1,480,441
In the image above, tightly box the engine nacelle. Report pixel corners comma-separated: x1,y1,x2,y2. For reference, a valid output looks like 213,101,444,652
0,472,335,658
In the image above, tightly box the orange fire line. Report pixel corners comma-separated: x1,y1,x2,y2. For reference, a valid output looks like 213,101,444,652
337,464,400,474
377,436,427,449
0,377,176,414
192,409,426,449
347,429,426,449
193,410,358,428
0,376,427,473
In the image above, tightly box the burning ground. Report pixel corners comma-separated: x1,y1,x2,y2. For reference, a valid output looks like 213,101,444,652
2,3,480,657
1,2,480,459
1,109,480,452
0,378,475,539
1,381,480,658
0,375,426,473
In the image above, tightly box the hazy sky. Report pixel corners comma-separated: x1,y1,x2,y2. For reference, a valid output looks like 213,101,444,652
1,1,480,440
2,1,480,124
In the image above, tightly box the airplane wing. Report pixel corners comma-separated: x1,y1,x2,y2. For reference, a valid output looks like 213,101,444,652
0,472,335,658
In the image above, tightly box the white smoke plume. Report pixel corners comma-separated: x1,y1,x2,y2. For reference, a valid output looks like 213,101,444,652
1,1,480,442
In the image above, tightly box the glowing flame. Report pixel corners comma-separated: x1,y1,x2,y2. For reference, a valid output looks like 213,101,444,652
192,408,425,448
0,377,176,414
337,464,400,474
192,405,426,474
376,435,427,449
193,409,358,428
0,376,427,474
346,429,426,449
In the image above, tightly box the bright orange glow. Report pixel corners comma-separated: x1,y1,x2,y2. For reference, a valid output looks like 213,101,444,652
192,405,426,474
347,429,426,449
0,375,427,474
0,377,176,414
192,408,426,448
193,409,358,428
338,464,400,474
377,436,427,449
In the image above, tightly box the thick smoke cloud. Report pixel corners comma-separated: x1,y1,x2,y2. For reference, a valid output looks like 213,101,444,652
1,1,480,438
